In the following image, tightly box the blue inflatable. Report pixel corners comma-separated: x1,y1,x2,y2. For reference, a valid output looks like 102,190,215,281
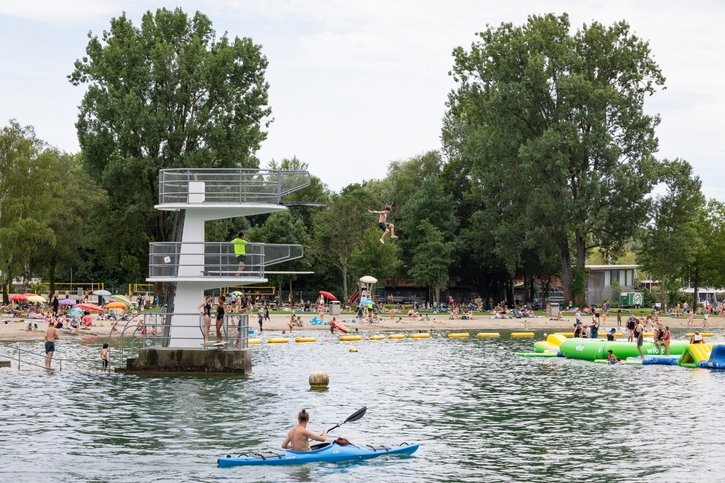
698,344,725,369
642,355,680,365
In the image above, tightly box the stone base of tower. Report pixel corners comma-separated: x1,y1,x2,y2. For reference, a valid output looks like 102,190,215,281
118,347,251,374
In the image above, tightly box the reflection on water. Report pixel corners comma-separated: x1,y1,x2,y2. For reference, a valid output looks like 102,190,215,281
1,330,724,482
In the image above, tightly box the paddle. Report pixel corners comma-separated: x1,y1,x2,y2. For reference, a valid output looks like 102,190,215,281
327,406,367,433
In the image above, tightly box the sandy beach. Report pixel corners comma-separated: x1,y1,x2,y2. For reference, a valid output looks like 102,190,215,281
1,311,722,342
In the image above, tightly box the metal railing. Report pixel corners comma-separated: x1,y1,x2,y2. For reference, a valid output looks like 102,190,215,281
148,242,303,279
158,169,310,204
0,345,100,372
117,312,250,364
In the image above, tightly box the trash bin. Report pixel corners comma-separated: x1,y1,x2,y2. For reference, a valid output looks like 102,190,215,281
547,303,560,318
329,301,341,315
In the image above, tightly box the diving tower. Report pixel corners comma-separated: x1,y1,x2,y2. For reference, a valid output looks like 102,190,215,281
147,168,310,348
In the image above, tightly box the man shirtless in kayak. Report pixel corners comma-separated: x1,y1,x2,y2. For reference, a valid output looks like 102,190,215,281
282,409,328,451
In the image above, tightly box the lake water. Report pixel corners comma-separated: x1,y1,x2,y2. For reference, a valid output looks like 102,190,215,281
1,329,724,482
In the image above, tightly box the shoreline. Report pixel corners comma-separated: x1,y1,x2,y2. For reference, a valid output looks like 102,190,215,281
1,313,722,343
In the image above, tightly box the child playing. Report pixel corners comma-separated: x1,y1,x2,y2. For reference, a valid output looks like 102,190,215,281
100,343,110,370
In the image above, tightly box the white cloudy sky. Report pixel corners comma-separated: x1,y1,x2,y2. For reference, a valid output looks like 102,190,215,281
1,0,723,200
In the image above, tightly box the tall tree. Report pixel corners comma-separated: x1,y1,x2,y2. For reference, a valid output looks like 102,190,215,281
409,220,454,306
637,159,704,307
310,185,377,301
0,121,62,301
445,13,664,305
69,7,272,284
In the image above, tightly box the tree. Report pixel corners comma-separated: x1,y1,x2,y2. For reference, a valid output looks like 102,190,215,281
445,13,664,305
349,227,402,283
0,121,56,301
409,221,454,306
69,7,272,285
310,185,378,301
637,159,704,308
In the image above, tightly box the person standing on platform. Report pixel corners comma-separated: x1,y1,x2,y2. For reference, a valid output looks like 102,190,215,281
197,295,213,345
215,296,225,344
232,231,250,276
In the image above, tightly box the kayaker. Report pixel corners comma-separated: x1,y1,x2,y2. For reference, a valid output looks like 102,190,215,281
282,409,328,451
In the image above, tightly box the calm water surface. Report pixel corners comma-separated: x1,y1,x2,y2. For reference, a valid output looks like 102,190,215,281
1,330,724,482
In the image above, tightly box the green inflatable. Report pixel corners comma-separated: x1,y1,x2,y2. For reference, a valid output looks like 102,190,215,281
559,338,688,361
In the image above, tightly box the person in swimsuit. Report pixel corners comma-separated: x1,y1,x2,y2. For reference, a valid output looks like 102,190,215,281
368,205,398,244
662,326,672,355
214,296,225,344
634,319,644,359
100,343,110,370
282,409,328,451
197,296,213,344
44,321,59,369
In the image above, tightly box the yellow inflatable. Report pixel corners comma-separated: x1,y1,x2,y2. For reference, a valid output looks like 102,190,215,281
369,335,385,341
388,333,406,340
686,332,714,338
411,333,430,339
448,332,470,339
476,332,500,338
295,337,317,343
267,338,289,344
511,332,535,338
248,338,262,345
339,335,362,342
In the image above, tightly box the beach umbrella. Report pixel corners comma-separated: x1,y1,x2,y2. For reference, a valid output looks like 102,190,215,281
360,299,375,307
359,276,377,284
27,295,47,303
93,289,112,296
68,307,83,318
59,298,76,306
105,301,127,309
10,294,27,301
319,290,337,301
77,303,104,313
110,294,134,307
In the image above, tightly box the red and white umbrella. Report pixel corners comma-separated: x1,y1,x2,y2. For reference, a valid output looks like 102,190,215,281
77,303,104,313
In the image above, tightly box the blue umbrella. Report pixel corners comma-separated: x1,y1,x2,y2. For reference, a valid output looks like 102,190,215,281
360,299,375,307
68,307,83,318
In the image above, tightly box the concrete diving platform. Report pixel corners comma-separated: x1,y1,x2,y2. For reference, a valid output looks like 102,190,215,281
119,347,251,375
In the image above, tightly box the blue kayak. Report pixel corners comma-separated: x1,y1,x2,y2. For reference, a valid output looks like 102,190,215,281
217,441,419,467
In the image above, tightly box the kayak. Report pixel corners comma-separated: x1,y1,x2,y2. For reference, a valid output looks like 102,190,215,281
217,441,419,467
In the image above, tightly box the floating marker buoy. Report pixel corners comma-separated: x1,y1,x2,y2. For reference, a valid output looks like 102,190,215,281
448,332,470,339
349,346,358,353
268,338,289,344
476,332,500,338
309,371,329,389
369,335,385,341
411,333,430,339
339,335,362,342
295,337,317,343
248,338,262,345
511,332,535,339
388,333,406,340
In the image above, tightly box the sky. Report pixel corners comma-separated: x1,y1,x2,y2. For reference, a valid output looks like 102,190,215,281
1,0,723,200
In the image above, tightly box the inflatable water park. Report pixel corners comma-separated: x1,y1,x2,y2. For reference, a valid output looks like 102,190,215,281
516,332,725,369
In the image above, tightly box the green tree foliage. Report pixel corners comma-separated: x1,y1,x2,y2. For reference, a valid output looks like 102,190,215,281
310,185,378,301
409,220,454,305
637,159,704,306
0,121,103,301
445,13,664,305
247,211,311,302
349,226,401,283
69,7,271,283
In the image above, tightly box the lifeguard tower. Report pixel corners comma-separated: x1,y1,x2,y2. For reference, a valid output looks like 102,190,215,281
121,168,309,373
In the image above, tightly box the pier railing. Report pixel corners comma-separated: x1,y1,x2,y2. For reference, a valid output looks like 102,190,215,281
117,313,250,363
148,242,303,279
158,169,310,205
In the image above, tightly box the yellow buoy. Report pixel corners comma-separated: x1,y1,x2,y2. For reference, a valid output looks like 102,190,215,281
448,332,470,339
295,337,317,343
411,333,430,339
643,332,654,337
248,338,262,345
309,371,329,389
369,335,385,341
267,338,289,344
560,332,575,338
511,332,535,338
339,335,362,342
349,346,358,352
476,332,500,338
686,332,714,338
598,332,624,338
388,333,406,340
